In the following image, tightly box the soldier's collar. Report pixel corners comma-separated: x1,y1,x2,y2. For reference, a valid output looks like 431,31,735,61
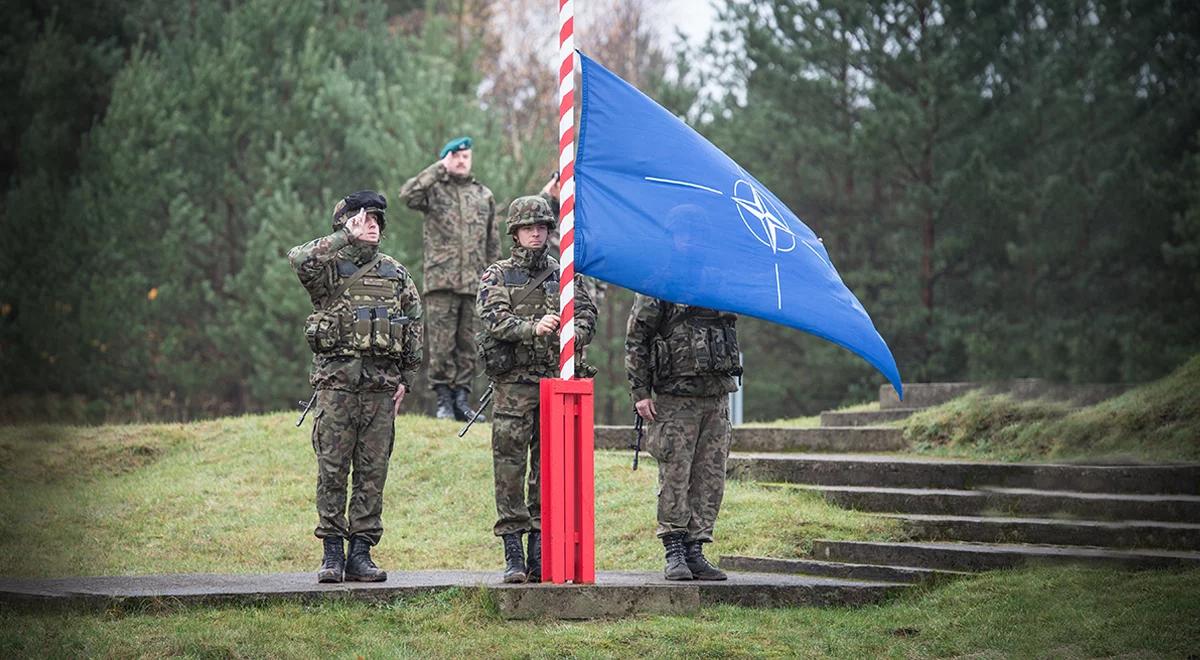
442,170,475,184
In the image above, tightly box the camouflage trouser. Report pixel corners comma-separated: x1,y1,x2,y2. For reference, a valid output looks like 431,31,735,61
424,291,477,390
490,382,541,536
645,393,732,543
311,389,395,545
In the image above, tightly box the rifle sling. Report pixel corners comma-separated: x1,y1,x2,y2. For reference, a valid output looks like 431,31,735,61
324,254,384,310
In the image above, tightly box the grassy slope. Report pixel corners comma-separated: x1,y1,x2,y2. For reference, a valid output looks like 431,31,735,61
902,355,1200,463
2,414,1197,657
0,414,898,578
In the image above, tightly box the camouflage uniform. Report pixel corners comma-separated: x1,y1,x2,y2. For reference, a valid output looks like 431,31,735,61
477,200,597,539
399,162,498,395
625,295,740,545
288,207,423,548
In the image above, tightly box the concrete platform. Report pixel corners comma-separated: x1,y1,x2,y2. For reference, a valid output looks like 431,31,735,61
596,426,907,453
811,540,1200,572
727,453,1200,495
779,484,1200,523
881,513,1200,550
0,570,907,619
719,555,967,584
819,409,920,427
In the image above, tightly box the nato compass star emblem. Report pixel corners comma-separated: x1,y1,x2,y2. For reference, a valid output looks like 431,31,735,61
731,179,797,308
731,179,797,256
644,174,813,309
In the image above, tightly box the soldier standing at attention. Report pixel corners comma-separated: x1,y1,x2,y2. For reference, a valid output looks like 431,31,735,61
399,137,498,421
288,190,423,584
625,296,742,580
476,196,597,583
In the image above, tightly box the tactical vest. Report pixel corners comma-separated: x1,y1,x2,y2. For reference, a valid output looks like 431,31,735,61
477,262,559,377
654,305,742,379
304,258,411,358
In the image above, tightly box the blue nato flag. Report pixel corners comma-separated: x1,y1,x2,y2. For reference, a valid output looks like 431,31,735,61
572,52,903,398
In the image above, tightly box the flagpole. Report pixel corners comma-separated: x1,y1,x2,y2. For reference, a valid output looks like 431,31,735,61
557,0,577,380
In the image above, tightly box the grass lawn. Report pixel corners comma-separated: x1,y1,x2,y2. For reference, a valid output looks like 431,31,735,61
1,412,1197,657
0,413,899,578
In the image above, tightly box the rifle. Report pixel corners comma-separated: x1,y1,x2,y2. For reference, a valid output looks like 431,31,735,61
295,390,319,427
631,412,644,470
457,382,495,437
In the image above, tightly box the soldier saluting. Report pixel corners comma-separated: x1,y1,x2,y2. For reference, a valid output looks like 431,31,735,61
476,196,597,583
288,191,423,583
399,137,498,421
625,296,741,581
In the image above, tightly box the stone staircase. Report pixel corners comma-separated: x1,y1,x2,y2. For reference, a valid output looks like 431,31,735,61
715,382,1200,581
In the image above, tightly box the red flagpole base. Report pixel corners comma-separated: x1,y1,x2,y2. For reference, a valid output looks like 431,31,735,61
539,377,595,584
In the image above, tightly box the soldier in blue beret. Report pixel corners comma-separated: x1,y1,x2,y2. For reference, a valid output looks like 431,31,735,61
439,136,472,159
400,136,498,421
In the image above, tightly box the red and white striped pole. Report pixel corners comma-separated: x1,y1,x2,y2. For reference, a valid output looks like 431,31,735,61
557,0,577,380
540,0,594,585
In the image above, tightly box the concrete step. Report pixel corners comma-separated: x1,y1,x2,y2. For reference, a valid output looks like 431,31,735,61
879,380,1129,410
0,570,907,619
782,484,1200,523
881,513,1200,550
880,382,977,409
596,426,907,453
719,555,967,584
727,453,1200,495
812,540,1200,572
820,408,921,427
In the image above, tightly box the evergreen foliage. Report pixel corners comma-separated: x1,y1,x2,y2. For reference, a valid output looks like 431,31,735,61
1,0,1197,422
693,0,1200,419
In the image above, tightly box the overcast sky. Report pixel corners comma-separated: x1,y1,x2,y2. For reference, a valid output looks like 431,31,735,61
655,0,718,45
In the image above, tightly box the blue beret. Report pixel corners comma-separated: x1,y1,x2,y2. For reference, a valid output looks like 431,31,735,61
439,136,472,159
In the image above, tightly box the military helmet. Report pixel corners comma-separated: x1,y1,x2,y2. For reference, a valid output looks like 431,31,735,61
506,195,557,235
332,190,388,231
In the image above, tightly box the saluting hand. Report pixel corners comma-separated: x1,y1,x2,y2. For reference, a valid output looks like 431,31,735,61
541,173,561,199
345,208,368,240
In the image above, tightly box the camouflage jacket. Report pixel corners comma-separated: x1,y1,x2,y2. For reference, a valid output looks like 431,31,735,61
476,245,597,385
287,229,424,392
399,162,498,295
625,294,740,401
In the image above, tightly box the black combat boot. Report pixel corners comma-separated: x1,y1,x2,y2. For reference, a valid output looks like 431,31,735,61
684,540,727,580
453,387,481,423
344,536,387,582
661,531,693,581
502,533,527,583
526,531,542,583
317,536,345,583
433,385,455,420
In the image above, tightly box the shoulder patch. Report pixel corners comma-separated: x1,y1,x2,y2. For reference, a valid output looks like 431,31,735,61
376,260,400,279
503,268,530,286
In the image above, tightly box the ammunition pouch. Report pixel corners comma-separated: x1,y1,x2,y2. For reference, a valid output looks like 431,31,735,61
309,306,409,359
657,313,742,379
305,310,342,353
477,332,531,377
